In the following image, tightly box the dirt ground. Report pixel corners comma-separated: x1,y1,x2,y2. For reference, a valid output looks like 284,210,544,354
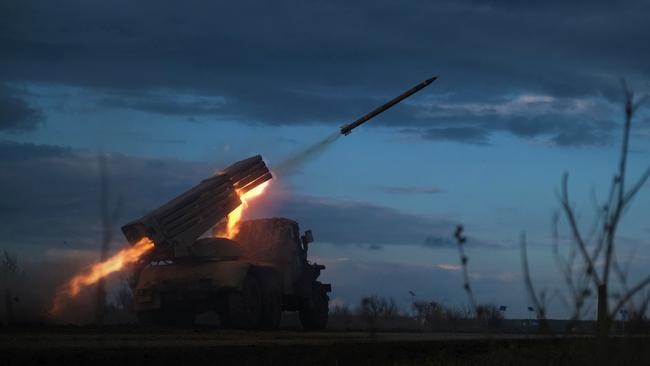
2,327,650,365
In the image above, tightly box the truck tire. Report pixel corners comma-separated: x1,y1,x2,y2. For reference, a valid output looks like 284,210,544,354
220,274,262,329
299,282,329,331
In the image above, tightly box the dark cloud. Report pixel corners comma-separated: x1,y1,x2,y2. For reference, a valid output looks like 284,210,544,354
1,0,648,145
0,141,458,254
410,116,618,146
380,186,443,195
0,139,70,159
0,85,44,132
423,234,501,249
504,115,617,146
550,119,616,147
419,127,491,145
96,88,401,126
97,94,225,117
399,98,619,146
423,235,457,248
253,195,455,246
0,141,213,252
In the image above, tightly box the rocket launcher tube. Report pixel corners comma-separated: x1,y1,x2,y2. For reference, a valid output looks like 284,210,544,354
121,155,272,249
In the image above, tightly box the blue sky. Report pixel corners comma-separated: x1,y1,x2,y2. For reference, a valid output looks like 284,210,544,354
1,0,650,319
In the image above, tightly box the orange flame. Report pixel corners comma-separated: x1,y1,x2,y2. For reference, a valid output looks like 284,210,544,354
49,237,155,314
216,180,270,239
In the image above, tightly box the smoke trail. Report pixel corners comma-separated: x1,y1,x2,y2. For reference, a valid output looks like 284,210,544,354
274,132,341,176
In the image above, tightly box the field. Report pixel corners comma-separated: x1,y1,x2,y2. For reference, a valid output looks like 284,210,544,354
2,326,650,366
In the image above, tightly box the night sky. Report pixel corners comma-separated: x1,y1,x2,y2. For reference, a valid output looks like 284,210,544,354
1,0,649,319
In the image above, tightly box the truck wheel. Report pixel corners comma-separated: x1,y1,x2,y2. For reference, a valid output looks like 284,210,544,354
260,291,282,329
220,274,262,329
299,282,329,331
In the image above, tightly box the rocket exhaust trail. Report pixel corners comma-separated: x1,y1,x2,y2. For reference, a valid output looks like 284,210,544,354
274,132,340,175
275,76,437,175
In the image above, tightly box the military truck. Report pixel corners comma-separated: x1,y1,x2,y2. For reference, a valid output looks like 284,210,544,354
121,156,330,330
132,218,330,329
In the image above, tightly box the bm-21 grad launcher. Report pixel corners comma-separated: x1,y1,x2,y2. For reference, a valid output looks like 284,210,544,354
121,155,272,255
121,155,330,330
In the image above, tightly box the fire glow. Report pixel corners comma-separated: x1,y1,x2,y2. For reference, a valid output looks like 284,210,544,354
49,237,155,314
216,180,270,239
50,176,270,314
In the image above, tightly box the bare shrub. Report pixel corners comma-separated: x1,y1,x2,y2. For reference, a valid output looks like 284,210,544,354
412,300,445,328
331,303,351,317
1,250,22,326
623,289,650,334
522,83,650,338
475,303,504,328
358,295,399,328
412,300,472,330
329,303,353,328
449,305,473,325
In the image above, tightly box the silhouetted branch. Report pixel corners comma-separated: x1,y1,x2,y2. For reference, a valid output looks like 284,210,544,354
454,225,477,311
623,167,650,206
552,215,593,321
551,81,650,337
611,275,650,317
520,234,548,325
591,176,618,264
559,174,601,287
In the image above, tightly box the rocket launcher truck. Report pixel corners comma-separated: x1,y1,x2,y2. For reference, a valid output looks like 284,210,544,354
121,155,330,330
